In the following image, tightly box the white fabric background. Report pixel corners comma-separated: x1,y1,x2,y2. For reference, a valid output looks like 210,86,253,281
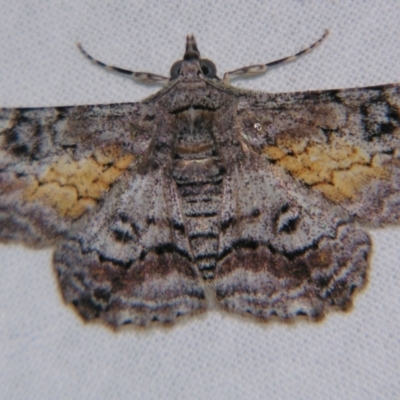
1,1,400,399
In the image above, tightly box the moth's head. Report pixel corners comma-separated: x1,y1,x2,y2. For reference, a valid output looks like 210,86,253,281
169,35,219,81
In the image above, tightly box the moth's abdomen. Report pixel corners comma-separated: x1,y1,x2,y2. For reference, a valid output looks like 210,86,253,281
173,157,224,280
172,108,224,280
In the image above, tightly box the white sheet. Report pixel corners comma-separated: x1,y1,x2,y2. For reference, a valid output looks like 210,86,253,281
1,1,399,399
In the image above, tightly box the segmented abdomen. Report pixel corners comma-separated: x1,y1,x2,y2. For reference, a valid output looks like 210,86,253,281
173,157,224,280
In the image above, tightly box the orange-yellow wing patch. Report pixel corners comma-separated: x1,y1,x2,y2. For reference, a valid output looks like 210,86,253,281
263,135,390,203
23,146,134,218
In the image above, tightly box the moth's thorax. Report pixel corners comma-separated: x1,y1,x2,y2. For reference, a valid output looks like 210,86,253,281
172,107,222,184
158,80,229,113
173,108,215,155
176,78,208,89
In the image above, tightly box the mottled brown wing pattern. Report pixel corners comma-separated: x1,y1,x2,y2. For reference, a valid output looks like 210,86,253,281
54,168,207,326
212,84,400,320
0,103,208,326
213,155,370,320
238,85,400,225
0,103,153,245
211,84,400,321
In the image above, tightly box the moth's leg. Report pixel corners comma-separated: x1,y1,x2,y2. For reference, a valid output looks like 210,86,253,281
77,43,169,83
223,29,329,84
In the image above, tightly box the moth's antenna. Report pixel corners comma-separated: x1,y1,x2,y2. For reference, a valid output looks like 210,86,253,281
223,29,329,84
77,43,169,83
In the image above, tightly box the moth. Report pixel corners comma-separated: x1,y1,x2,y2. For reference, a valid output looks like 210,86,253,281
1,31,399,328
